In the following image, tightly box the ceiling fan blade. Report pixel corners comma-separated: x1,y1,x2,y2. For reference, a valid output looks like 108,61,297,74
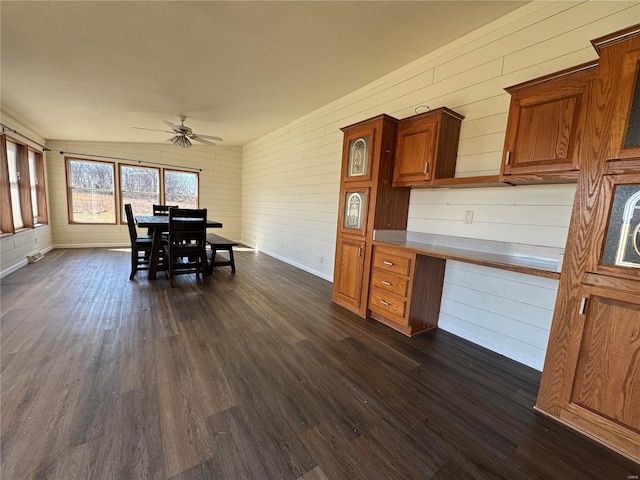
194,134,223,141
163,120,181,131
192,136,216,146
132,126,174,133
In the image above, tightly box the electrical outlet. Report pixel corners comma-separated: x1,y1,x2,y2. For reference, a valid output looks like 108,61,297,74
464,210,474,224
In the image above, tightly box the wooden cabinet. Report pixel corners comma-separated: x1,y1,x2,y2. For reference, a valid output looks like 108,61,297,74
536,25,640,465
332,115,410,316
553,283,640,461
368,244,446,336
501,61,598,183
392,108,464,187
333,235,367,310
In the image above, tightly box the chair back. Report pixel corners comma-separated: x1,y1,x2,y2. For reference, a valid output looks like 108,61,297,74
124,204,138,243
168,208,207,246
153,204,178,216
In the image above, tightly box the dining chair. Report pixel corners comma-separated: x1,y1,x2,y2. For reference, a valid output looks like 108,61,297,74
163,208,208,287
149,204,178,235
125,203,155,280
153,204,178,215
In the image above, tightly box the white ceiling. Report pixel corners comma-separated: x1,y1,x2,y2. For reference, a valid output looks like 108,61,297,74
1,1,527,147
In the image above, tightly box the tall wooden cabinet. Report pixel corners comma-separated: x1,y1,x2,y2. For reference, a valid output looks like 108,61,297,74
536,25,640,465
332,115,410,317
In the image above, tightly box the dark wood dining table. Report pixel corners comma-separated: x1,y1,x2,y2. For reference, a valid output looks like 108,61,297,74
135,215,223,280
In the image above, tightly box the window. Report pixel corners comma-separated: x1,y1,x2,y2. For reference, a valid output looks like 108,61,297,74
6,141,23,230
165,169,199,208
67,158,116,223
28,151,38,224
65,158,199,224
0,135,47,235
119,164,160,218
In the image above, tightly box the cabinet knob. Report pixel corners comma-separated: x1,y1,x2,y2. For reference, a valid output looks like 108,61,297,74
383,261,393,266
423,161,429,174
358,247,363,257
505,150,512,166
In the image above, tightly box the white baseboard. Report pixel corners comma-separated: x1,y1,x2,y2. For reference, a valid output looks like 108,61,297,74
1,245,56,279
253,247,333,282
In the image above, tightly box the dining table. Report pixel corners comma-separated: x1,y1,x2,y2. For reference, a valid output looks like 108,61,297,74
135,214,223,280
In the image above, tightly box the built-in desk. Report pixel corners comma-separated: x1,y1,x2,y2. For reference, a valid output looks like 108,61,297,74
367,231,564,336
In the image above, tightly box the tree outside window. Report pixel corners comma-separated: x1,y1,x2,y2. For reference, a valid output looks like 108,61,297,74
67,159,116,223
120,165,160,218
165,169,198,209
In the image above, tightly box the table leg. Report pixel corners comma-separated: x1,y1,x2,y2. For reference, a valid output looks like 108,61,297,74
148,228,163,280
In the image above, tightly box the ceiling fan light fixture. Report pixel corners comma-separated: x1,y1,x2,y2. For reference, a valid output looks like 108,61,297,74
171,135,192,148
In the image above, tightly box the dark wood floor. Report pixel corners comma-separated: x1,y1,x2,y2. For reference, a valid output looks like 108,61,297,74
1,247,637,479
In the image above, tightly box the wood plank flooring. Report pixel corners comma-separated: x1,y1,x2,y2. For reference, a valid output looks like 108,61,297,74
1,247,638,479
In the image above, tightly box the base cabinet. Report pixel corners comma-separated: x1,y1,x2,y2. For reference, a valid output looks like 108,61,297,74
333,235,366,311
368,245,445,336
554,284,640,460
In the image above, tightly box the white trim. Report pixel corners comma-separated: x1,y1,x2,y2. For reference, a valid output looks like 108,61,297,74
0,244,55,279
52,243,129,249
243,241,333,282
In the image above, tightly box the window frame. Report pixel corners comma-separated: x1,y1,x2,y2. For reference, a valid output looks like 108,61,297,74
118,163,161,224
163,168,200,209
65,157,117,225
0,134,48,236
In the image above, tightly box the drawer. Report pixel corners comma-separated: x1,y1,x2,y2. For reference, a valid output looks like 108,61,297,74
370,269,409,297
368,288,407,325
372,247,412,276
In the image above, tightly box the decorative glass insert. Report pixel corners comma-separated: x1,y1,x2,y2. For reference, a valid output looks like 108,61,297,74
347,136,369,177
601,183,640,269
343,191,365,230
624,61,640,149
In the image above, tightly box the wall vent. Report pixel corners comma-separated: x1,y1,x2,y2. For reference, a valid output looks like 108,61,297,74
27,252,44,264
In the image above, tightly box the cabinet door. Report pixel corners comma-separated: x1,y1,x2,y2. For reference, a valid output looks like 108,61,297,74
557,284,640,460
393,116,438,186
337,187,370,237
588,173,640,282
611,49,640,160
332,236,366,311
341,125,376,183
502,65,595,176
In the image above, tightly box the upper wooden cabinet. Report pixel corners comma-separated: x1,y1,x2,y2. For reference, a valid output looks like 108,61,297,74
392,108,464,187
501,61,598,183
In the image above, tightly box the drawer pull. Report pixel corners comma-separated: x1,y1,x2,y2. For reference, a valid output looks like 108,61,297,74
383,261,393,266
423,161,429,174
505,150,512,166
381,280,391,286
380,300,390,306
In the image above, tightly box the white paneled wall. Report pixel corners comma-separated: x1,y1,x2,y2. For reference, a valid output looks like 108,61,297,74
45,141,242,248
242,1,639,369
0,111,53,277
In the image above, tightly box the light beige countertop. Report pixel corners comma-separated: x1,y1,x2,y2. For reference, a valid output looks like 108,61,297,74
373,231,564,279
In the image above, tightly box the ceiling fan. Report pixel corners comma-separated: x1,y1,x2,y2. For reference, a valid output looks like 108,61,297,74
132,115,222,148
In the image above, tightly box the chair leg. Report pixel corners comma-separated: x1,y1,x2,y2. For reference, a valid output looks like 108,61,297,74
228,247,236,273
130,247,137,280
